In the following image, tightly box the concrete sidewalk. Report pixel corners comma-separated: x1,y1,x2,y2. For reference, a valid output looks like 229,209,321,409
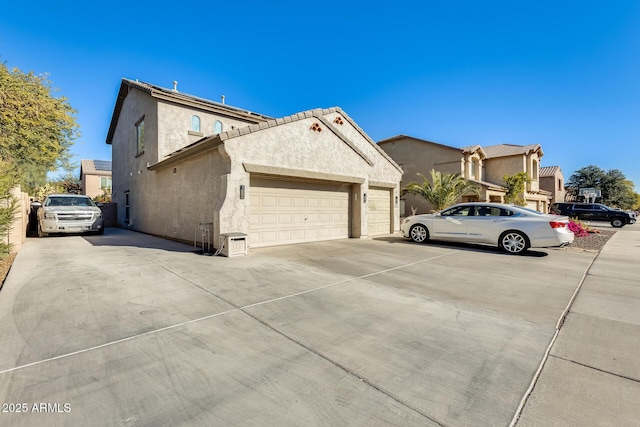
516,225,640,426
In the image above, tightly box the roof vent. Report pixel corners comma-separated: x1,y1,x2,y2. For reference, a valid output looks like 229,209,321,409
172,81,178,92
221,95,225,104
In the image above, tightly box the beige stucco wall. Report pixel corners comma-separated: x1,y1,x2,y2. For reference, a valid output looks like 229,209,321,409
540,173,566,203
2,186,29,254
148,150,227,242
82,174,111,199
110,88,158,227
379,138,463,215
157,101,261,160
483,156,525,185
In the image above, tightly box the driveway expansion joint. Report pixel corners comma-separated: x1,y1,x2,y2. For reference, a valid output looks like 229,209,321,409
509,251,600,427
549,354,640,384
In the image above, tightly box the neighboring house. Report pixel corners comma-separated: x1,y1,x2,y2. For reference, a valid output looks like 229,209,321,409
80,159,112,199
378,135,552,215
539,166,566,204
481,143,551,212
106,79,402,252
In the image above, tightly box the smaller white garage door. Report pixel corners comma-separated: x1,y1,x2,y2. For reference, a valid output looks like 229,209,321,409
526,201,539,211
250,178,351,248
368,187,391,236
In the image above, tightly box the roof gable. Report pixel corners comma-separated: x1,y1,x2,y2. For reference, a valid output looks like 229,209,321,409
149,107,402,173
482,143,543,159
539,166,562,177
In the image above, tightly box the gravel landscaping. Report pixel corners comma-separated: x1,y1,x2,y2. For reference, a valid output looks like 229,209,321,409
0,253,16,290
564,229,616,252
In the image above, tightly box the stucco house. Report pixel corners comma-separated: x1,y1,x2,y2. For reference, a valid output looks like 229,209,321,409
378,135,552,215
106,79,402,253
80,159,112,199
539,166,566,204
481,143,551,212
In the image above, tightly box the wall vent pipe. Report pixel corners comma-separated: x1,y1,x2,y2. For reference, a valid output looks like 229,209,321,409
172,81,178,92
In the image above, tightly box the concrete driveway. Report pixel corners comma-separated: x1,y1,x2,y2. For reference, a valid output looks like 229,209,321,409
0,229,597,426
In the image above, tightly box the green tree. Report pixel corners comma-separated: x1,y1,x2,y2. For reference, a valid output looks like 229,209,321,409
33,183,60,202
503,172,529,206
0,63,79,193
53,173,82,194
403,169,479,211
567,165,636,209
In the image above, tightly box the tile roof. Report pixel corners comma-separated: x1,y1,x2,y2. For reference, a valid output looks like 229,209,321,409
124,79,273,121
378,134,461,151
107,79,273,144
482,144,542,158
539,166,561,177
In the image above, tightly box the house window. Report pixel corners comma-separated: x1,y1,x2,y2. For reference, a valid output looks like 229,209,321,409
214,120,223,134
532,159,539,180
135,117,145,156
125,191,130,225
100,177,112,189
469,158,480,180
558,178,563,191
191,115,201,132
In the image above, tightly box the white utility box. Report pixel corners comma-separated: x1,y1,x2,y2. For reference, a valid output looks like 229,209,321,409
219,232,248,257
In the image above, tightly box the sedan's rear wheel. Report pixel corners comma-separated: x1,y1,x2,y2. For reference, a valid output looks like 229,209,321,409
499,231,528,254
409,224,429,243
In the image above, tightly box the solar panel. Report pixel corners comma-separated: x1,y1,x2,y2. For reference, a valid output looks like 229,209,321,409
93,160,112,171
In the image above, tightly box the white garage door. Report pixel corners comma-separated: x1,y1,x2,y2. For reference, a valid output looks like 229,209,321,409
368,187,391,236
250,178,350,248
526,201,539,211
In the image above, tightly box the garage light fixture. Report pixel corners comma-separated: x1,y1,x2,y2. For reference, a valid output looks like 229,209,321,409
363,193,367,203
240,185,245,199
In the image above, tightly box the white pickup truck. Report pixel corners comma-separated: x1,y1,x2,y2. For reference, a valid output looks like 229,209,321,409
37,194,104,237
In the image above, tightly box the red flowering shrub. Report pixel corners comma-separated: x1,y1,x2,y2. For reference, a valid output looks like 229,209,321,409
568,218,599,237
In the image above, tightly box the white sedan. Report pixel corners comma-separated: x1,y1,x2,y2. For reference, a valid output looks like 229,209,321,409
400,203,574,254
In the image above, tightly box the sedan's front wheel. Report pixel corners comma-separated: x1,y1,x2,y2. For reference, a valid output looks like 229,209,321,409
409,224,429,243
499,231,528,254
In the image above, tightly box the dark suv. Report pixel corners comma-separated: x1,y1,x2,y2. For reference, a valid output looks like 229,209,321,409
550,203,636,228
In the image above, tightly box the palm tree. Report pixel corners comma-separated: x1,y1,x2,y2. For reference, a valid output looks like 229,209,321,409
403,169,479,212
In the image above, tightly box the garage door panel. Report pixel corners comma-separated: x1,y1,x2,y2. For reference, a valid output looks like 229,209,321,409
250,178,351,248
279,197,292,208
262,196,277,207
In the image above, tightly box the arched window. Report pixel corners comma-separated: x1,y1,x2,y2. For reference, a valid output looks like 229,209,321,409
532,159,539,180
214,120,223,134
191,115,201,132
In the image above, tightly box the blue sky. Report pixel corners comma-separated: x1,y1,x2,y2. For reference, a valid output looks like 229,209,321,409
2,1,639,190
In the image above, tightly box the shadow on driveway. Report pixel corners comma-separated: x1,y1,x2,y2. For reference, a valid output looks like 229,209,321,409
372,235,549,257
